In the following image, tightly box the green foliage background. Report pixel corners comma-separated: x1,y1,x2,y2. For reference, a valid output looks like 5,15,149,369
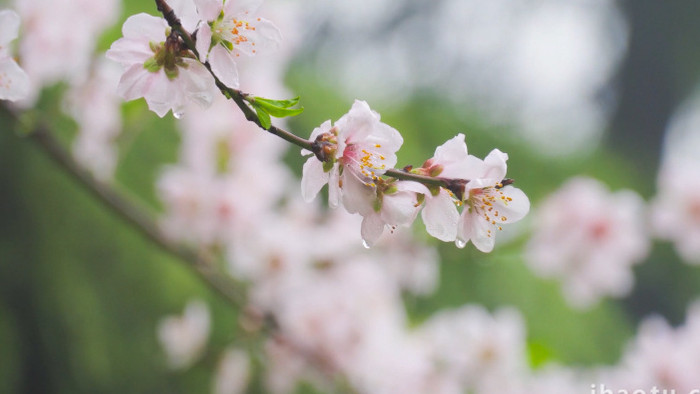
2,0,700,393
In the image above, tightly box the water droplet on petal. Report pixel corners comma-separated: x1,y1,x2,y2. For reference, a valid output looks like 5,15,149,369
455,239,466,249
173,111,184,119
362,239,371,249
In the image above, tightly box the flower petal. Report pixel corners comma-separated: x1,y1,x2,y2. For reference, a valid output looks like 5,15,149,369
341,170,375,215
224,0,262,17
481,148,508,182
0,58,30,101
328,166,341,209
237,18,281,56
0,10,20,47
361,213,385,247
122,13,167,41
196,23,212,62
465,214,496,253
301,157,329,202
493,186,530,223
117,63,155,101
434,133,468,164
209,45,239,89
380,189,420,227
180,58,216,108
422,190,459,242
194,0,222,21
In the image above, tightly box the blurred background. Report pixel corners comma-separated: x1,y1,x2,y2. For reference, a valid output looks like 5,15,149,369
2,0,700,392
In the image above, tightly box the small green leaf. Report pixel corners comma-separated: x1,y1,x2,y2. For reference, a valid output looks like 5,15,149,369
255,107,271,129
254,96,300,108
251,96,304,118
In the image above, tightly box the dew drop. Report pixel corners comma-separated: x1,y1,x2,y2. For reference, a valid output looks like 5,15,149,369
362,239,371,249
455,239,466,249
173,111,184,119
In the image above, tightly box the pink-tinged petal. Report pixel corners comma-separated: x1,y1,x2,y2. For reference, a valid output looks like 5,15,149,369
466,214,496,253
196,23,212,62
381,190,420,226
396,181,431,195
209,45,239,89
341,171,375,215
440,153,484,180
121,13,168,41
328,166,341,208
194,0,222,21
481,148,508,181
493,186,530,223
434,133,468,165
361,213,385,247
0,10,20,47
456,213,472,248
336,100,378,141
180,58,216,108
422,190,459,242
106,38,155,66
301,157,329,202
117,63,155,101
224,0,262,17
0,58,30,101
167,0,200,31
239,18,281,55
145,74,180,117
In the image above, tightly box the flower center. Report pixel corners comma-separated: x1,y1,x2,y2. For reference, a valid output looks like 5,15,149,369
342,143,386,183
144,32,192,79
589,220,610,240
212,17,259,54
469,186,513,237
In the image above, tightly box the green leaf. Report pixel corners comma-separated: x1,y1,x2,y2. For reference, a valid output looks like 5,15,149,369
251,96,304,118
254,96,300,108
255,107,271,129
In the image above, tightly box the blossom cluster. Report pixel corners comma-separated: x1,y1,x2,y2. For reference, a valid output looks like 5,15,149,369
5,0,700,393
301,102,530,249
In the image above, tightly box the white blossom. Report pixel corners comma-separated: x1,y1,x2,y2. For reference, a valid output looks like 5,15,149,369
456,149,530,252
193,0,282,89
106,13,217,117
525,177,649,308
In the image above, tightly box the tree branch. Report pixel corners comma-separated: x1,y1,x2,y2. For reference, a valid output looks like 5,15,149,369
152,0,476,190
2,105,246,307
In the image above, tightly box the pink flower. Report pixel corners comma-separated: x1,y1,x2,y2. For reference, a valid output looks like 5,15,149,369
650,160,700,264
341,175,423,247
301,100,403,208
193,0,282,89
106,13,217,117
457,149,530,252
408,134,482,242
0,10,30,101
525,177,649,308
